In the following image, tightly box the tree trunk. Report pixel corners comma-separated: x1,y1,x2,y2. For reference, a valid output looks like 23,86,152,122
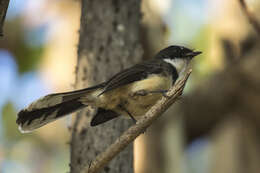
70,0,143,173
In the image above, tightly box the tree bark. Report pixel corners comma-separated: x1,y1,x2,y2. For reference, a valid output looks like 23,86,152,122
70,1,143,173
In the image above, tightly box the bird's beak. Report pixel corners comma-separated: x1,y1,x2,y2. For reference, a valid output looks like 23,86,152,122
186,51,202,58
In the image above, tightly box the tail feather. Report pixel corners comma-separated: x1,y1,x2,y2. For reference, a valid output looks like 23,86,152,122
17,99,85,133
16,84,105,133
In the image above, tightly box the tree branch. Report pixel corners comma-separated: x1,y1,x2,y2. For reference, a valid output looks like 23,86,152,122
0,0,10,37
82,69,192,173
238,0,260,36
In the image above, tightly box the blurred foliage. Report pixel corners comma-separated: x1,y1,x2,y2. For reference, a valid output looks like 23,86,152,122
0,2,67,172
1,102,70,173
2,101,64,150
0,18,44,74
2,102,21,140
192,26,214,77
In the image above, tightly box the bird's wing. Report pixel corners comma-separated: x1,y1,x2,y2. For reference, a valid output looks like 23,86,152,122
100,60,166,95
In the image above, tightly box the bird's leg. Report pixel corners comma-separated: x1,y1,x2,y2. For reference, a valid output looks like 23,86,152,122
133,89,170,98
118,105,147,133
149,90,170,98
89,160,92,169
132,90,149,96
118,104,137,123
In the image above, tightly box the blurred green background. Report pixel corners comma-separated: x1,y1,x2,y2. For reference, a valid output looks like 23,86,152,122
0,0,79,172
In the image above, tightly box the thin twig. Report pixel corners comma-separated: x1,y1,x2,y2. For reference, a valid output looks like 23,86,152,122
0,0,10,37
238,0,260,36
82,69,192,173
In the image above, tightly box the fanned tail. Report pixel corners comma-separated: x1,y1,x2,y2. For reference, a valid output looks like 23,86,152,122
16,84,104,133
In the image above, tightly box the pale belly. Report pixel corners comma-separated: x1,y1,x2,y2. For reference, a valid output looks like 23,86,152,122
81,74,173,118
123,74,172,117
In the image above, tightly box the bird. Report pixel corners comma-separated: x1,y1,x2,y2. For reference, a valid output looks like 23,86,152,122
16,45,201,133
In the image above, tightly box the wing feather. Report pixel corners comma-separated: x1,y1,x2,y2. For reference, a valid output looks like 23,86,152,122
100,60,167,95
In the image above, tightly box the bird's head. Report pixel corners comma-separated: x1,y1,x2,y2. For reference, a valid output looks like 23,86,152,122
155,45,202,74
155,45,202,60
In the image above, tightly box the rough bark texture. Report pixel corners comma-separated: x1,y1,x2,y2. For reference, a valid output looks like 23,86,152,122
0,0,10,36
70,1,143,173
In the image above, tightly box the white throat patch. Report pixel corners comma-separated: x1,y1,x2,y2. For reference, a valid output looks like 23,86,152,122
163,58,189,76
